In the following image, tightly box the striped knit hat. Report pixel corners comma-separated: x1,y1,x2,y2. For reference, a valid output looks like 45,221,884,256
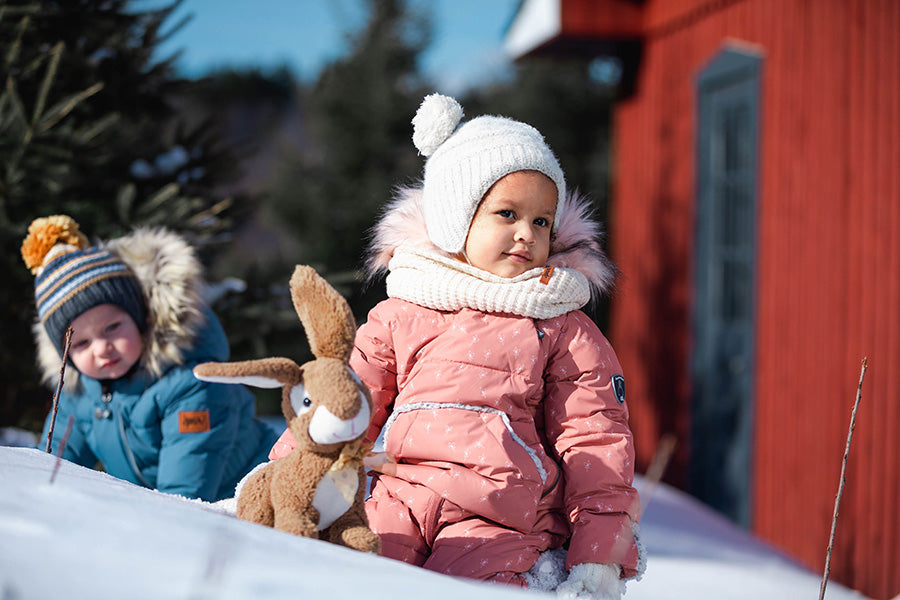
22,215,146,356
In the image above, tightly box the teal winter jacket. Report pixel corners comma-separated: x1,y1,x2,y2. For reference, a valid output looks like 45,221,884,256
39,308,276,501
35,228,277,501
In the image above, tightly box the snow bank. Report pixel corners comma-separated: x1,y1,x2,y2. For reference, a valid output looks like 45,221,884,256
0,447,870,600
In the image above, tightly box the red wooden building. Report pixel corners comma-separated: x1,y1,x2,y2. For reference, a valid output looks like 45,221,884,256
507,1,900,598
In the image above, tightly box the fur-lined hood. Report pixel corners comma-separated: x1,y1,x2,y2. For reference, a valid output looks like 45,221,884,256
34,227,206,391
365,186,618,300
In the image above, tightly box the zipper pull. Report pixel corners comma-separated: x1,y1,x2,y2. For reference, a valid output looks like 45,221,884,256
95,387,113,420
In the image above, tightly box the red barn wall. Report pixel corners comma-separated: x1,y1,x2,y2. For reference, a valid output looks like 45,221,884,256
605,0,900,597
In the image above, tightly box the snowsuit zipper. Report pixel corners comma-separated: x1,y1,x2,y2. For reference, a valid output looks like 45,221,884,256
94,386,113,420
98,381,151,488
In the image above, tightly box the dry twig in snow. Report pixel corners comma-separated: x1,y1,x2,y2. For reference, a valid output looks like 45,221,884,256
818,357,867,600
641,433,677,511
44,327,73,453
49,415,75,484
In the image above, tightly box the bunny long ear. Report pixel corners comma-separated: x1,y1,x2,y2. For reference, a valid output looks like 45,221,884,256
289,265,356,361
193,357,301,388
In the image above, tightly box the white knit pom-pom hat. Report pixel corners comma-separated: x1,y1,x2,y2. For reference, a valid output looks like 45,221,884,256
412,93,566,254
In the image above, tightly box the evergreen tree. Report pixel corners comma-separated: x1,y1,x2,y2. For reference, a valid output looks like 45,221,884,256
265,0,429,309
0,0,243,429
161,1,433,411
168,66,309,415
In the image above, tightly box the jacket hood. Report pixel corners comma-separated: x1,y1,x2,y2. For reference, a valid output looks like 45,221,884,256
366,186,618,300
35,227,207,391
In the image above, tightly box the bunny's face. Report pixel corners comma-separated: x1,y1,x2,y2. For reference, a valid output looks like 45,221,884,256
284,357,373,452
194,265,374,457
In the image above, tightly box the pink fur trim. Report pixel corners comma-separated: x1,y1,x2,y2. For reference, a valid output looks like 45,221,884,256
366,186,617,298
365,187,452,277
547,192,618,298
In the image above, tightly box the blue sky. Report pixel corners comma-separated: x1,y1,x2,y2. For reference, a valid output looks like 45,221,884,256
152,0,521,94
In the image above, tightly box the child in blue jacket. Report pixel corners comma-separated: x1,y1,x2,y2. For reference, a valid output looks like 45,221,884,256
22,215,277,501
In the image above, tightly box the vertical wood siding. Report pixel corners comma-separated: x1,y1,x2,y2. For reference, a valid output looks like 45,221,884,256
604,0,900,597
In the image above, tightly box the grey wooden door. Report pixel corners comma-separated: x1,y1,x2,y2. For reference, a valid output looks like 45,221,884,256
691,47,762,526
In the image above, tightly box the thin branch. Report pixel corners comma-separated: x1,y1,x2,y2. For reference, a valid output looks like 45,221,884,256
818,357,867,600
641,433,677,511
49,415,75,485
44,327,73,453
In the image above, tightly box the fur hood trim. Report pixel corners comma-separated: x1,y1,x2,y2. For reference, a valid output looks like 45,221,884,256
35,227,206,391
366,186,618,300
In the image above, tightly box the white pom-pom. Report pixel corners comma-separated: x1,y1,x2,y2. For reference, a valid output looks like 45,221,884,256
412,93,463,156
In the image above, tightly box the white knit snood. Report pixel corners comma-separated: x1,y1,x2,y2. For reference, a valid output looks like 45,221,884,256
385,247,590,320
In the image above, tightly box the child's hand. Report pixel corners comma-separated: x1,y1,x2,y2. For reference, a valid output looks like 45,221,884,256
362,451,397,476
556,563,623,600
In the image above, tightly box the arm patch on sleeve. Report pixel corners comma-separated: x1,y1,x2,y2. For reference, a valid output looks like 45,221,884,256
612,374,626,404
179,410,211,433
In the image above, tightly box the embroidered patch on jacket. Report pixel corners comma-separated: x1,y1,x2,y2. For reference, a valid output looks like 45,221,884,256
540,266,554,285
612,374,626,404
179,410,210,433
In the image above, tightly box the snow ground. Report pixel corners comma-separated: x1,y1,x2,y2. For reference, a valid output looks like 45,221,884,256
0,443,871,600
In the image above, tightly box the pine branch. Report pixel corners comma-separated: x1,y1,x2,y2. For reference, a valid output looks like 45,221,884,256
30,41,63,137
3,14,30,72
44,326,73,453
818,357,867,600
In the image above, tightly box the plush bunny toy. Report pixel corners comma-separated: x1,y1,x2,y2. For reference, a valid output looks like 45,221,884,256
193,265,380,553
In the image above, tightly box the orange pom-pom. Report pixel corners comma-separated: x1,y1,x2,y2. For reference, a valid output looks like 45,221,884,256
21,215,89,274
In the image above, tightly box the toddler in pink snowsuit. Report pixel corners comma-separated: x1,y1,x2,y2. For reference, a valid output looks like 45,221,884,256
271,94,644,598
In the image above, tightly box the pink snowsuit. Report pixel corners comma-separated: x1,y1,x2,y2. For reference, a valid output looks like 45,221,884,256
353,300,641,583
269,188,642,585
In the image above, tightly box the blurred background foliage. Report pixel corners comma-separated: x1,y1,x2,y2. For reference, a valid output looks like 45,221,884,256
1,0,617,426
